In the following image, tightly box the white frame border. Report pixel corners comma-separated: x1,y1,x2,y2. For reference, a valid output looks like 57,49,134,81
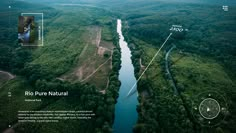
20,13,44,46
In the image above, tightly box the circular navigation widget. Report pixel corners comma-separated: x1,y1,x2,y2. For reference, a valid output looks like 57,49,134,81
192,91,228,127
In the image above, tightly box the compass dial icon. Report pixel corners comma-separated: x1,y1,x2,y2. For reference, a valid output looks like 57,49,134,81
192,91,228,126
199,98,220,120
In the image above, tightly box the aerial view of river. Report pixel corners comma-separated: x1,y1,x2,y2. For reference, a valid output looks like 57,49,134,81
113,19,139,133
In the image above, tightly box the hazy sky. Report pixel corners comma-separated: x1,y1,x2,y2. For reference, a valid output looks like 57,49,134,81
23,0,236,5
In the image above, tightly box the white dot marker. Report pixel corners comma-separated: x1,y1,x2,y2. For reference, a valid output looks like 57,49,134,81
207,107,210,112
9,125,11,127
9,6,11,9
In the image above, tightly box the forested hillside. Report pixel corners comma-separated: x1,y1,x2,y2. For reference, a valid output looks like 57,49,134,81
116,1,236,132
0,0,235,133
0,0,121,132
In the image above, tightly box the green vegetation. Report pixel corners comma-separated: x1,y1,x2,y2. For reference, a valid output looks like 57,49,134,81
0,0,121,133
113,0,236,132
1,0,236,133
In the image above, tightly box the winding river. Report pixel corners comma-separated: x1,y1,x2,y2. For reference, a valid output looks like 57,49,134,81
113,19,138,133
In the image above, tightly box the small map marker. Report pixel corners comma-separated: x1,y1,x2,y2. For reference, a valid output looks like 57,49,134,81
207,107,210,112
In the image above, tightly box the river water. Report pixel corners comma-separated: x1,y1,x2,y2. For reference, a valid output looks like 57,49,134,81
113,19,138,133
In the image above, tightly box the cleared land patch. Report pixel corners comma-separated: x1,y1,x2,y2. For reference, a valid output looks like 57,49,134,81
0,71,15,85
61,25,114,90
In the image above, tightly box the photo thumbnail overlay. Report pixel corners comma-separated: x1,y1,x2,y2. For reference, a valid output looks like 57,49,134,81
18,13,43,46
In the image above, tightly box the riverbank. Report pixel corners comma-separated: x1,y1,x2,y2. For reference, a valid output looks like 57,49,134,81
113,19,138,133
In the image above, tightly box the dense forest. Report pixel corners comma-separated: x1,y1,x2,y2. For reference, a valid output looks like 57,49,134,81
0,0,122,132
118,1,236,133
0,0,236,133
